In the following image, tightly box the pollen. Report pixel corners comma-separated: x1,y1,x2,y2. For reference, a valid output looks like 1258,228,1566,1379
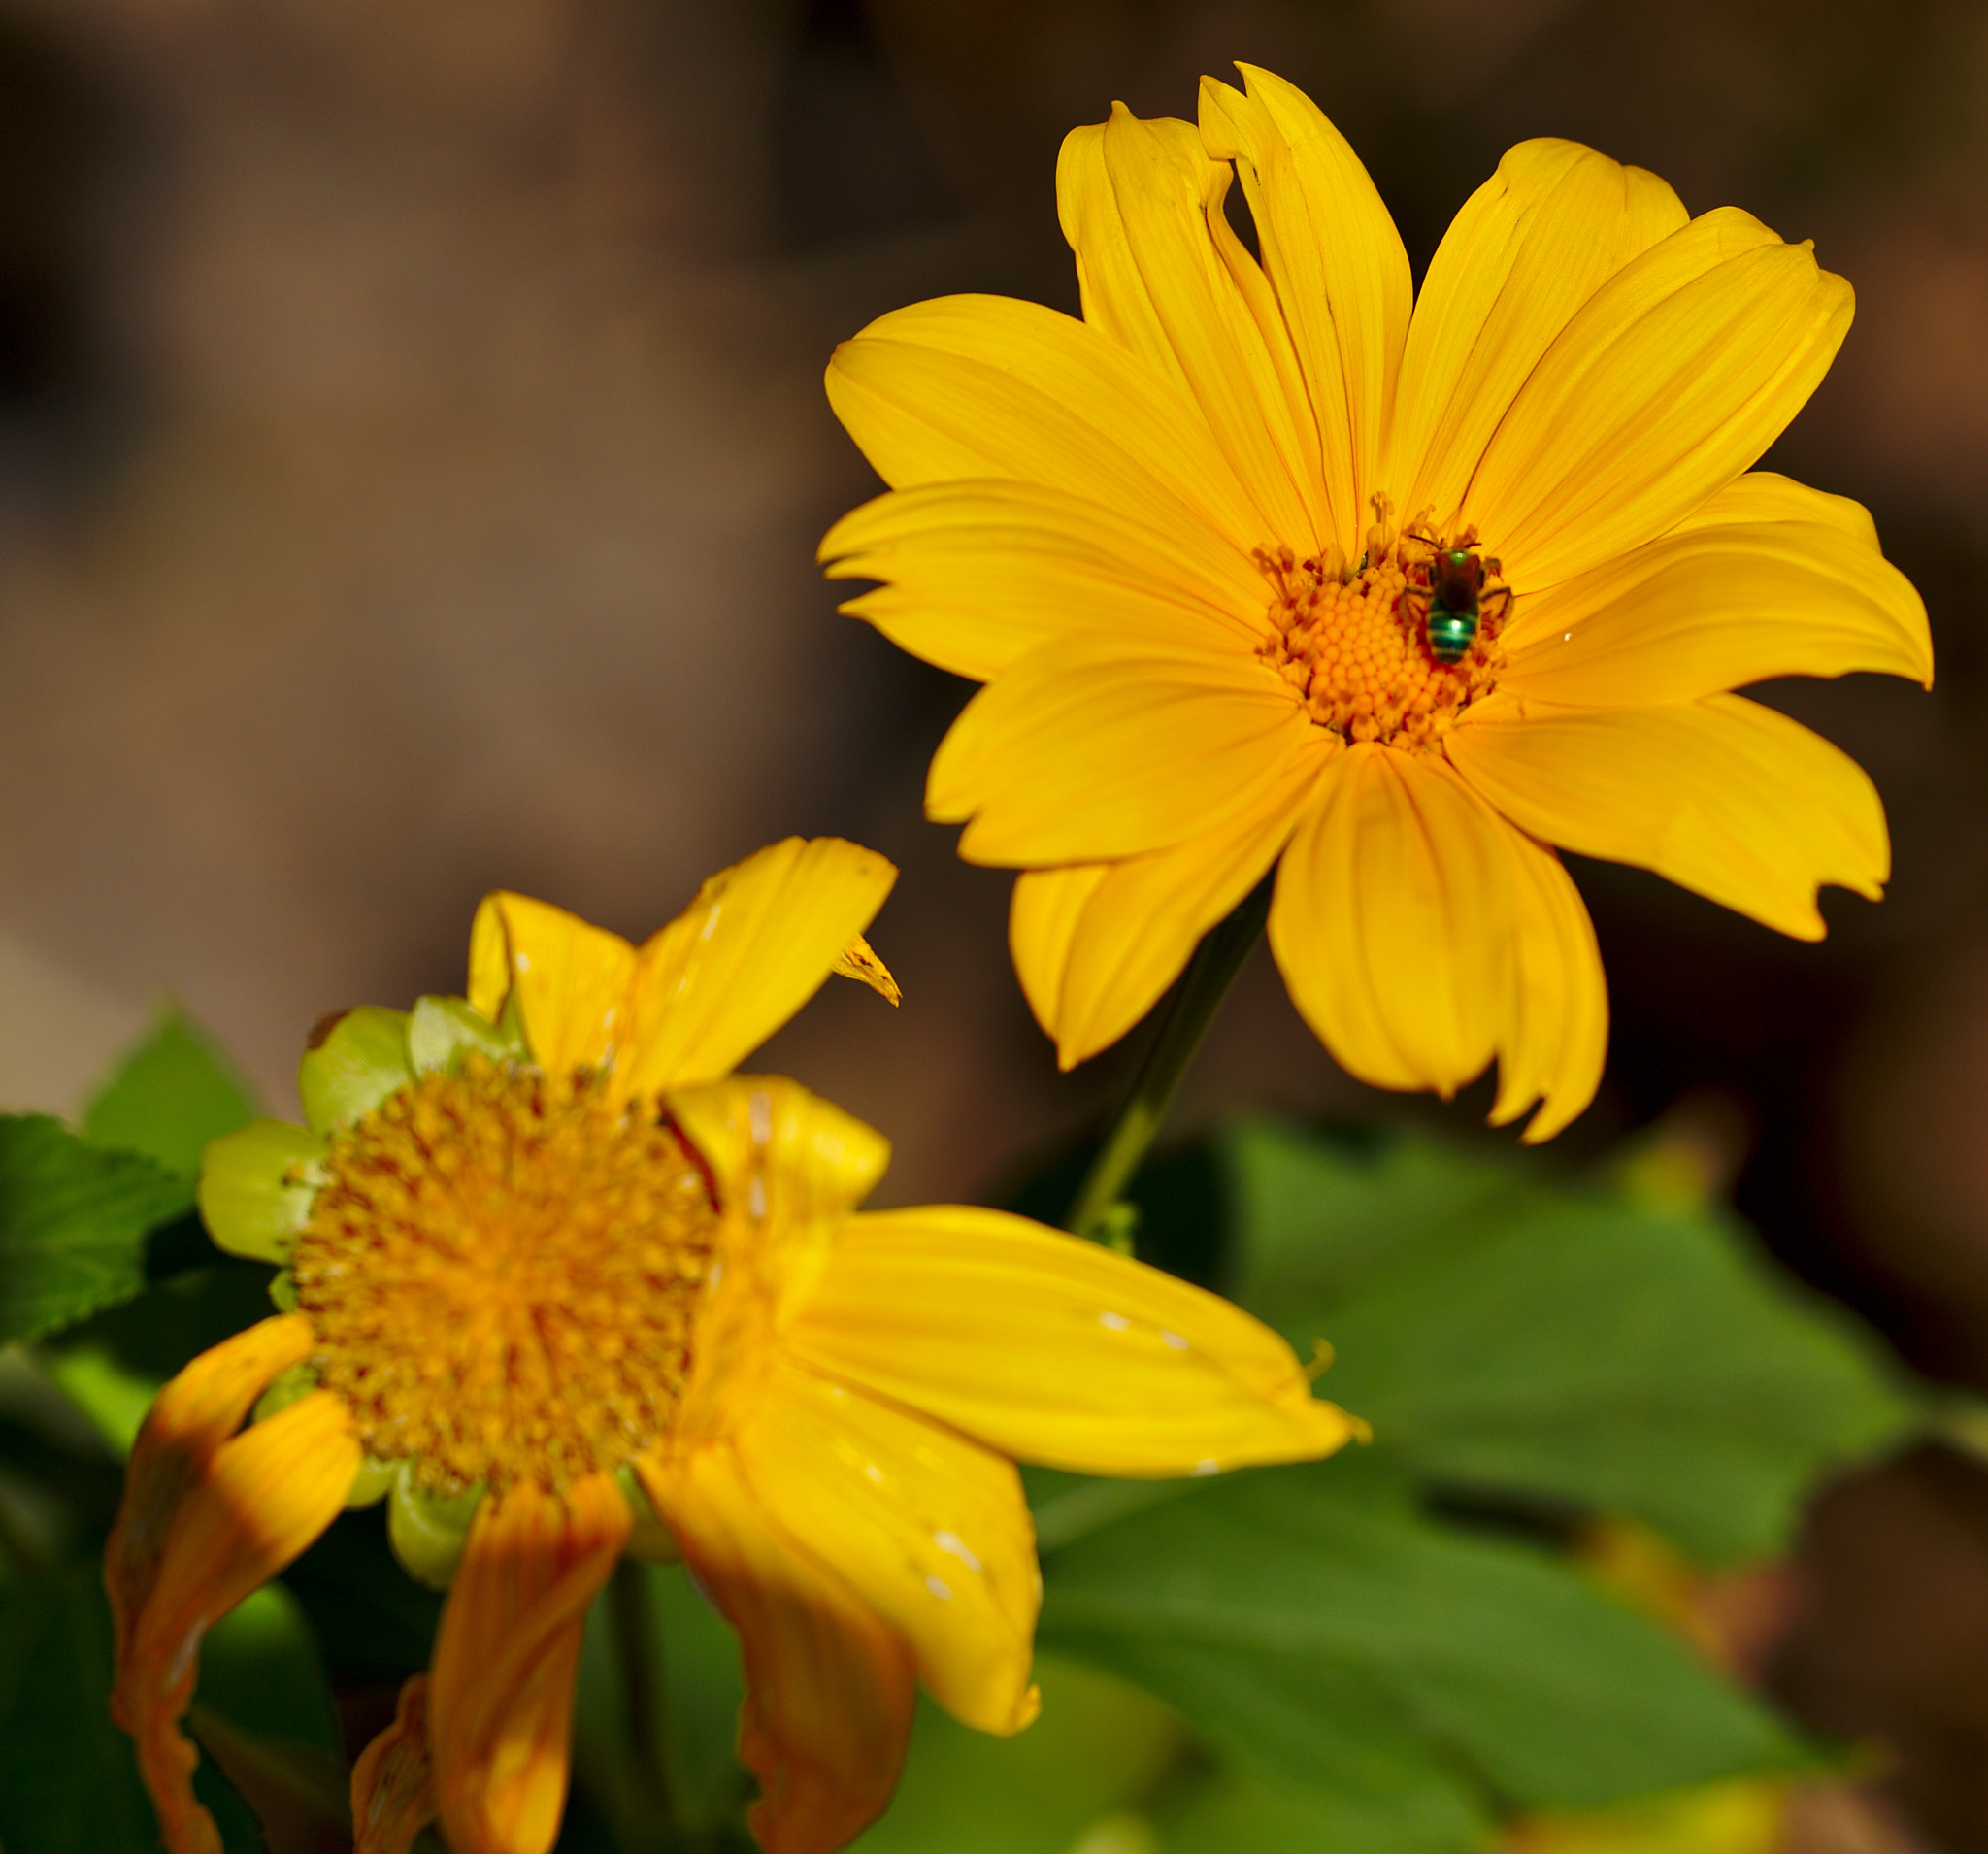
1253,504,1508,750
291,1055,717,1494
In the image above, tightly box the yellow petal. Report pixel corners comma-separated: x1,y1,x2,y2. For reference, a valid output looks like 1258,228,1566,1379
821,480,1267,683
791,1206,1360,1474
1465,208,1853,588
637,1444,916,1854
1387,138,1687,529
1500,515,1932,705
1482,817,1609,1143
1280,746,1509,1093
617,839,897,1098
826,293,1267,554
732,1358,1042,1736
1267,747,1607,1136
1198,65,1411,556
352,1675,439,1854
113,1389,359,1854
832,934,901,1007
108,1313,317,1682
430,1474,631,1854
1447,693,1888,939
928,638,1308,865
1059,106,1324,550
667,1075,892,1386
465,893,636,1077
1668,469,1880,545
1009,734,1336,1068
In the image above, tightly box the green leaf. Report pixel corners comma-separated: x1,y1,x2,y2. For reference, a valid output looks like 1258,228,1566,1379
1222,1123,1917,1564
0,1116,192,1343
0,1569,160,1854
849,1655,1183,1854
83,1011,257,1177
1039,1454,1805,1825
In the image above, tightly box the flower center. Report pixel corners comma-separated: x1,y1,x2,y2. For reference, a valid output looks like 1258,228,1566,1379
291,1055,717,1494
1254,502,1509,750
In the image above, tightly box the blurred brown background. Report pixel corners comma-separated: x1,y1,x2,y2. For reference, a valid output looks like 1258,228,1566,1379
2,0,1986,1844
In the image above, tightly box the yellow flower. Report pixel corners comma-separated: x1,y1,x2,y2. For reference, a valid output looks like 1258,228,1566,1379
819,66,1932,1140
105,838,1355,1854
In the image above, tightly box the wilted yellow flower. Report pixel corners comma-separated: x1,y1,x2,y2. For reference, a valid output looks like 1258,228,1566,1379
106,838,1355,1854
820,65,1932,1139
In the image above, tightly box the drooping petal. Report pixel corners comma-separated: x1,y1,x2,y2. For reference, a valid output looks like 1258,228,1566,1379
790,1207,1360,1474
107,1314,317,1677
1387,138,1688,529
1464,208,1854,589
928,636,1308,865
1498,517,1933,704
429,1474,631,1854
826,293,1269,554
112,1388,360,1854
1266,748,1607,1137
638,1445,916,1854
197,1120,326,1265
1480,816,1610,1144
353,1675,439,1854
1198,64,1412,556
1059,105,1324,549
1008,732,1338,1067
832,934,902,1007
465,894,637,1077
616,839,898,1099
732,1358,1042,1737
821,480,1267,683
1270,745,1499,1096
1447,693,1888,939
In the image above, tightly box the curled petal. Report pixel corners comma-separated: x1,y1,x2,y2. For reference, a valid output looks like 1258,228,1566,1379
792,1207,1360,1475
112,1387,360,1854
638,1445,916,1854
619,839,897,1098
353,1675,439,1854
429,1474,631,1854
733,1359,1042,1736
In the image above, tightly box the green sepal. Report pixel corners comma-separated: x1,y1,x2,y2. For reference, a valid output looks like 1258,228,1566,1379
198,1119,326,1264
407,995,525,1076
616,1463,681,1564
251,1364,318,1426
268,1271,299,1311
345,1454,397,1511
298,1007,413,1134
387,1468,484,1590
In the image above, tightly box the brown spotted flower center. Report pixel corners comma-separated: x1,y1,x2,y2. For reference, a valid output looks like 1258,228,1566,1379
291,1055,716,1494
1253,513,1509,751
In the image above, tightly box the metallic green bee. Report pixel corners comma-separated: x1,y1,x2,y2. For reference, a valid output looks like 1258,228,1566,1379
1402,530,1511,665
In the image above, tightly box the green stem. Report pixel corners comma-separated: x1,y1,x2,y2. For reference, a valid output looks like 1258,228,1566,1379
1061,875,1273,1245
608,1556,680,1852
